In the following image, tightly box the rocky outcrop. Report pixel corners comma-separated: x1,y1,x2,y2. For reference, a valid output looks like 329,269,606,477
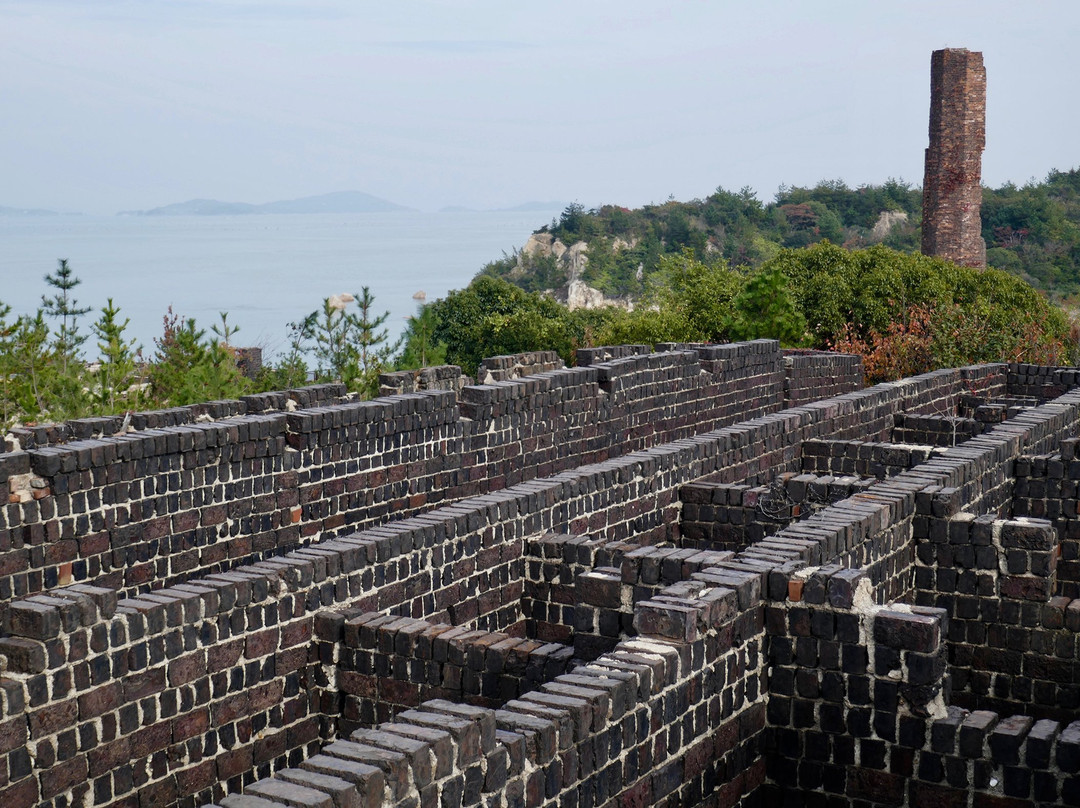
871,210,909,240
549,279,633,311
519,233,631,311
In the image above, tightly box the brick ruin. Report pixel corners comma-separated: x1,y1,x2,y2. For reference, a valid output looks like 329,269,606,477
5,342,1080,807
921,47,988,268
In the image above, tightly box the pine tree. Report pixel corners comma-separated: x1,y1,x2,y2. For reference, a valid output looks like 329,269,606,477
149,308,249,406
725,267,807,346
91,299,142,413
9,312,51,420
304,288,398,397
42,259,90,367
349,286,400,397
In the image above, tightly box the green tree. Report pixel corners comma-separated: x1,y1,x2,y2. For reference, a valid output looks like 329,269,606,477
149,308,249,405
257,318,312,390
42,259,90,367
396,304,447,370
430,275,596,376
352,287,400,397
766,242,1073,370
597,250,741,345
41,259,93,417
0,303,21,426
303,288,398,397
90,299,142,413
8,312,52,421
725,267,806,345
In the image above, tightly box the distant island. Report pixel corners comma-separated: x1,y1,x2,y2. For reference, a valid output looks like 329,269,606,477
439,201,567,214
119,191,413,216
0,204,68,216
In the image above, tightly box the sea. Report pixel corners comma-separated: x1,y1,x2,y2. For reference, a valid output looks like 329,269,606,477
0,209,562,360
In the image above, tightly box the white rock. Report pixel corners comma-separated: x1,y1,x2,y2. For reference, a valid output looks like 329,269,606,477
871,210,908,240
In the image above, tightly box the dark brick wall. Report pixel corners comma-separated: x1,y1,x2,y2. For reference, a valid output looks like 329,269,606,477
8,351,1080,808
477,351,565,384
763,567,1080,807
782,349,864,408
0,344,796,609
378,364,468,397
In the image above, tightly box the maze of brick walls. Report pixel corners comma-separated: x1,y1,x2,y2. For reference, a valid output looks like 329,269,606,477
5,344,1080,808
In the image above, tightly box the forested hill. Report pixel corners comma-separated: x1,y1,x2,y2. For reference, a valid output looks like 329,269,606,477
481,169,1080,300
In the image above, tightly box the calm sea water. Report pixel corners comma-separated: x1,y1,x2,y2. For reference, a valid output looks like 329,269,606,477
0,210,560,359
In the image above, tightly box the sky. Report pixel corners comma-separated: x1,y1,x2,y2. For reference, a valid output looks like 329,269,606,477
3,0,1078,215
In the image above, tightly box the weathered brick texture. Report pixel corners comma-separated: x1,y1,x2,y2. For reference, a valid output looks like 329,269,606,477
922,48,987,268
6,345,1080,808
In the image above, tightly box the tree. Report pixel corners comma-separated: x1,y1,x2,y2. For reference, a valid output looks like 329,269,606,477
41,259,93,417
430,275,595,376
725,267,806,345
91,299,142,413
0,303,21,427
597,250,741,345
352,287,400,397
149,308,249,405
303,288,398,397
42,259,90,367
257,318,312,390
396,304,447,370
8,312,51,421
308,298,356,384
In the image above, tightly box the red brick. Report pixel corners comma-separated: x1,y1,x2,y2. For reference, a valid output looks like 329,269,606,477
131,721,172,757
173,708,210,743
280,619,312,648
207,638,244,670
217,747,253,780
0,718,26,755
168,651,207,687
40,754,87,799
124,667,165,701
0,775,40,808
137,775,176,808
29,698,78,739
245,627,279,659
89,737,132,777
213,692,250,725
79,681,124,720
253,729,288,763
175,759,216,797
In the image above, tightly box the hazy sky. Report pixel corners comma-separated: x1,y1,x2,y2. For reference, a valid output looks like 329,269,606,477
3,1,1078,214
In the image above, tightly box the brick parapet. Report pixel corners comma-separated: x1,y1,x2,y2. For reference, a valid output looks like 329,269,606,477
1009,363,1080,401
0,346,973,612
206,556,771,808
782,349,864,408
377,364,469,397
0,344,793,605
477,351,565,384
764,563,1080,805
2,355,1080,807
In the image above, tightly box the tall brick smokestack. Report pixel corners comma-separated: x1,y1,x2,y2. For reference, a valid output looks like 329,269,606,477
921,48,987,268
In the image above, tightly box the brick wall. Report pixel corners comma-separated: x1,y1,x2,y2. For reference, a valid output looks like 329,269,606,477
378,365,469,397
477,351,565,384
0,344,798,609
782,349,864,408
7,352,1080,808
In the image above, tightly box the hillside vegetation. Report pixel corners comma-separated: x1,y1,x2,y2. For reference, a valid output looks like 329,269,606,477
480,169,1080,300
429,244,1074,382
